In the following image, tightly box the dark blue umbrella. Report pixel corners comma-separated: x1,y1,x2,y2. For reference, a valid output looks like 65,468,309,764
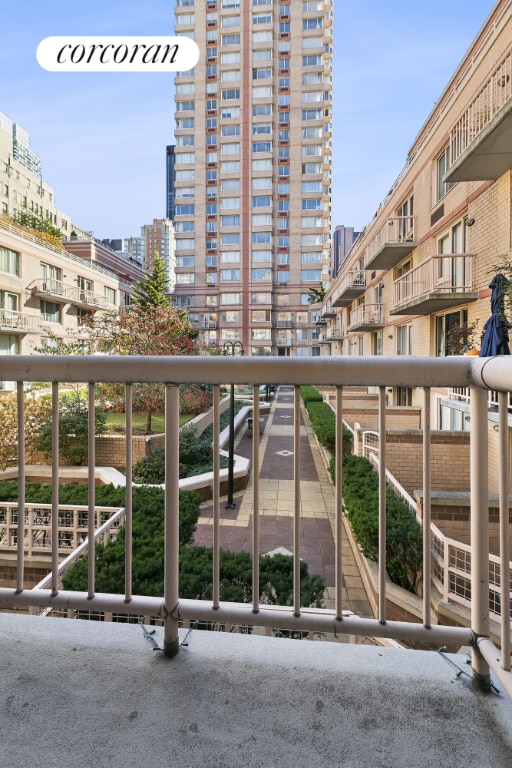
480,273,511,356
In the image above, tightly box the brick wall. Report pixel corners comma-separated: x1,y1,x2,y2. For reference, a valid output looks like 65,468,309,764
384,431,471,493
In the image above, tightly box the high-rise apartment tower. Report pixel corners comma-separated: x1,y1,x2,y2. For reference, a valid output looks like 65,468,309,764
172,0,332,355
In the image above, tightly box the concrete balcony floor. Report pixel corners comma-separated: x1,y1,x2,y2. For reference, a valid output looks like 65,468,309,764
1,614,511,768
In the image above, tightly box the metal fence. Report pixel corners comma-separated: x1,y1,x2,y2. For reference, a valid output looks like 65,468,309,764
0,354,511,694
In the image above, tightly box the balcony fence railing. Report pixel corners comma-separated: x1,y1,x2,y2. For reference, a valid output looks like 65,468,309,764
393,255,475,308
0,308,43,332
28,278,117,309
348,303,383,329
365,216,416,263
1,354,511,695
449,386,512,410
366,439,512,622
450,43,512,165
0,503,124,556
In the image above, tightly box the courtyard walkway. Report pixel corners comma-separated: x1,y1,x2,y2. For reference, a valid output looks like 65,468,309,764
194,386,373,618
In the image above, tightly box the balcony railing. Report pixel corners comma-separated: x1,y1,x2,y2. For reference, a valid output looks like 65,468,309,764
331,270,366,307
365,216,417,271
1,355,511,695
391,255,478,314
0,308,44,333
0,503,124,556
348,303,384,331
28,279,117,310
326,326,344,340
448,42,512,181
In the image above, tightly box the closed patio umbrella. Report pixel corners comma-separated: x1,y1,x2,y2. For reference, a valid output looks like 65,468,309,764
480,273,511,356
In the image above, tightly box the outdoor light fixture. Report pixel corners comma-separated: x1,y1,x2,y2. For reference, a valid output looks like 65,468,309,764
466,218,475,226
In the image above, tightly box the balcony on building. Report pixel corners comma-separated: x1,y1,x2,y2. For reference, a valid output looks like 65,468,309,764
365,216,417,271
326,324,344,341
321,301,337,319
28,277,68,302
348,303,384,332
276,319,294,329
446,44,512,182
331,270,367,307
202,320,218,330
0,308,44,334
390,255,478,316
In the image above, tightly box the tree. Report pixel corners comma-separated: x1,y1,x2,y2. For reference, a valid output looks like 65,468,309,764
35,390,107,466
308,286,327,304
131,252,171,310
0,393,51,470
33,303,199,434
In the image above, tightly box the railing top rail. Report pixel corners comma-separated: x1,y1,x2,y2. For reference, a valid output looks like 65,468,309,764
3,354,510,391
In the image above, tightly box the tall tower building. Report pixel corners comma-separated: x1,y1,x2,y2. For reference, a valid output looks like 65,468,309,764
172,0,333,355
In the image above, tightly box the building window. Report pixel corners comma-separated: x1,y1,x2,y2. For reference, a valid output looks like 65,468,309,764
250,293,270,305
176,256,195,267
0,246,19,276
372,330,383,356
221,310,240,322
252,268,271,281
40,300,61,323
221,215,240,227
436,147,456,201
221,269,240,281
104,287,116,305
277,271,289,283
436,309,468,357
221,233,241,245
175,273,195,285
396,387,413,407
397,325,412,355
221,293,241,304
252,250,271,262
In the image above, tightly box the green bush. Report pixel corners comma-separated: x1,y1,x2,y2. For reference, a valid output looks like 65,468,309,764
302,389,352,456
62,486,201,595
329,455,422,592
35,391,107,466
133,401,244,483
300,385,323,405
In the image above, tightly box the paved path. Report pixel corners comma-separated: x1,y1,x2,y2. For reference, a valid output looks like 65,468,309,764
194,386,373,618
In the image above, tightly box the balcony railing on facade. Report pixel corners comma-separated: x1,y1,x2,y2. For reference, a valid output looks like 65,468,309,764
447,42,512,182
276,319,294,329
0,308,44,334
390,255,478,315
1,355,512,695
0,217,131,287
365,216,417,271
321,302,336,319
331,270,367,307
28,279,117,310
348,303,384,332
0,503,124,556
326,326,344,341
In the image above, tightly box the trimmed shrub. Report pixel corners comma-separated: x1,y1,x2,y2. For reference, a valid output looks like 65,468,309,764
300,385,323,406
329,455,422,593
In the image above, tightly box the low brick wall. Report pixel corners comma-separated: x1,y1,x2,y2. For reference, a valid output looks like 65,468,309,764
383,431,471,493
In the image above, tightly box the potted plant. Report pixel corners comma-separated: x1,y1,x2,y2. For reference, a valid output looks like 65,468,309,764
445,322,479,356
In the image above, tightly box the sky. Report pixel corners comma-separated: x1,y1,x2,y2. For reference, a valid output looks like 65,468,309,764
0,0,498,241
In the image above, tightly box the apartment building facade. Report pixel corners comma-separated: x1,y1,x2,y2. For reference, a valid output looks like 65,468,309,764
172,0,332,354
320,0,512,430
0,216,140,386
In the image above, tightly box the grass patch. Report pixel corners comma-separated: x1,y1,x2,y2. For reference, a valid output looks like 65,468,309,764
105,412,193,435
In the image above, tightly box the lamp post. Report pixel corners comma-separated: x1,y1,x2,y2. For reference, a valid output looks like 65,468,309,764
222,340,244,509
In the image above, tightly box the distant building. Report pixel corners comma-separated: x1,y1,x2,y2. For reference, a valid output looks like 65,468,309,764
140,218,176,293
332,225,360,276
0,112,73,236
166,145,176,222
171,1,333,355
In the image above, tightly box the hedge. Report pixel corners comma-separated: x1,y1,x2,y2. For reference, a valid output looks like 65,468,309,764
329,455,422,593
301,387,352,455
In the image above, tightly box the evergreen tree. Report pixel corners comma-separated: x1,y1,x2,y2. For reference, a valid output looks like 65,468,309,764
131,252,170,310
